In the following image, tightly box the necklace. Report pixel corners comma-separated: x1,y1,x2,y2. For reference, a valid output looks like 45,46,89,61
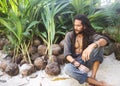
75,35,83,54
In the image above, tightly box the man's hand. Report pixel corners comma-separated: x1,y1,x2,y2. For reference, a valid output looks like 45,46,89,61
73,61,80,67
82,43,97,62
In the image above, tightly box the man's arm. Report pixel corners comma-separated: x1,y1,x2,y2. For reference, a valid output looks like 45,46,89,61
64,31,81,67
82,38,108,62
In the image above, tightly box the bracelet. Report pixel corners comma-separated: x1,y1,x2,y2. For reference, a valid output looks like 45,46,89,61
71,60,81,68
76,63,81,68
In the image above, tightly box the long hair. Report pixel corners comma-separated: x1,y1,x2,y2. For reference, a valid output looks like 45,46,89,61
74,14,96,50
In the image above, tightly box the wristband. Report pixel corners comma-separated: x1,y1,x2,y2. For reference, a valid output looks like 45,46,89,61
76,63,81,68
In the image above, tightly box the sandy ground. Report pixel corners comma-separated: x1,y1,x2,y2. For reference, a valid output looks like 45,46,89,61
0,51,120,86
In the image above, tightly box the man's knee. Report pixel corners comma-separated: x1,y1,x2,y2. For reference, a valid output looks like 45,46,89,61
90,47,103,58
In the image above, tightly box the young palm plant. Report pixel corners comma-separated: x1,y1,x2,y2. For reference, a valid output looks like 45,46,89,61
0,0,39,64
41,0,68,75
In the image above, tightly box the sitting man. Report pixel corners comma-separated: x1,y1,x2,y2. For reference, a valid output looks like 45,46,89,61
64,14,111,86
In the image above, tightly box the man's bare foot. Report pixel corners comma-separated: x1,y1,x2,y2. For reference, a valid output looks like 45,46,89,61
88,76,96,86
97,81,113,86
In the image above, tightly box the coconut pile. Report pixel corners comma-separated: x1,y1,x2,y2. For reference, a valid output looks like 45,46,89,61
0,53,120,86
0,36,66,77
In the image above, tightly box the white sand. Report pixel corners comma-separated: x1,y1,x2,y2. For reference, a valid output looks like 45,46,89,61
0,51,120,86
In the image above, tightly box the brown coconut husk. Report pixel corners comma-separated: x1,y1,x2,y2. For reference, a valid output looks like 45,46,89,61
52,44,62,56
0,62,7,72
31,53,40,62
20,59,28,66
59,39,65,49
34,57,47,70
46,55,58,63
5,63,19,76
29,46,37,55
38,45,47,56
20,63,35,77
33,39,41,47
45,62,61,76
13,54,23,64
57,54,66,65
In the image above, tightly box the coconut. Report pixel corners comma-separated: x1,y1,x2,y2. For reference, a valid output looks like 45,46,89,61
47,55,58,63
31,53,40,61
29,46,37,54
20,63,35,77
0,62,7,71
57,54,65,65
13,54,23,64
5,63,19,76
20,59,28,66
59,39,65,49
45,62,61,76
52,44,62,56
38,45,47,56
33,39,41,47
34,57,46,70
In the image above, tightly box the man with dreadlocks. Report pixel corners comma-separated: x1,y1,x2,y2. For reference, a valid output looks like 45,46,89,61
64,14,112,86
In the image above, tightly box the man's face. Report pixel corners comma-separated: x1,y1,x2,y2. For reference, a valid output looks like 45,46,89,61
74,19,85,35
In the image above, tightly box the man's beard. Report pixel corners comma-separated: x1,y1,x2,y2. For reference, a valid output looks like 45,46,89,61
74,29,84,35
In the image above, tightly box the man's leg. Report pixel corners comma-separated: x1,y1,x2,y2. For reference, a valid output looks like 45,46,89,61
87,77,112,86
87,47,104,86
91,60,100,78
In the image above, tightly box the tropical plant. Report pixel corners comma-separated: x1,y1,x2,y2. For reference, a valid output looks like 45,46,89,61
0,0,39,63
68,0,108,31
102,1,120,42
101,1,120,60
40,0,69,62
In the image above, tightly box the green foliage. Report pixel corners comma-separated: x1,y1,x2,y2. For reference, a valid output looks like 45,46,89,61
104,26,120,43
0,0,120,62
102,1,120,42
41,0,68,61
103,1,120,26
70,0,100,15
0,0,39,63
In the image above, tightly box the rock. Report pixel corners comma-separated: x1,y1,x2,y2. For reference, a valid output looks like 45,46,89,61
104,43,114,56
